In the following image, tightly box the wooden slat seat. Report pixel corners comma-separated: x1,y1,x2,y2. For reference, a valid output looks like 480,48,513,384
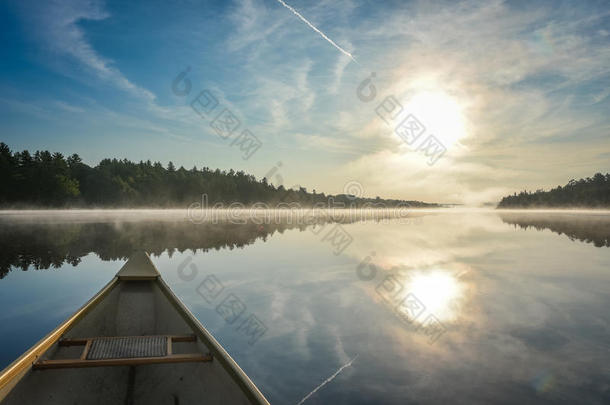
87,336,167,360
33,335,212,370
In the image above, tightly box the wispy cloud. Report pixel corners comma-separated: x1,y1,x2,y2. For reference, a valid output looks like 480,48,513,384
54,100,85,113
24,0,155,102
5,0,609,203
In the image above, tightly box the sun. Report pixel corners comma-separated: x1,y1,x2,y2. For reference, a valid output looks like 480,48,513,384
402,89,467,147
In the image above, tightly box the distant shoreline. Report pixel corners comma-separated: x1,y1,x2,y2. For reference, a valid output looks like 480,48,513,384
0,143,438,209
2,207,610,215
497,173,609,208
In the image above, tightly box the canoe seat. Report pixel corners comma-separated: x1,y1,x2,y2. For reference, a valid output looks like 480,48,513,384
88,335,167,360
33,335,212,370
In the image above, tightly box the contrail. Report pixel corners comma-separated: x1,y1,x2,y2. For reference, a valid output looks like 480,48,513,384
275,0,357,63
296,355,358,405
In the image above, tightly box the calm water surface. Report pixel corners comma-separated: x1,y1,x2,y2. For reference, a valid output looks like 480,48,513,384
1,210,609,404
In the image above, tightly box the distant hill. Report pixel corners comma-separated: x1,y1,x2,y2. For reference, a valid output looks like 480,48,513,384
497,173,610,208
0,142,437,208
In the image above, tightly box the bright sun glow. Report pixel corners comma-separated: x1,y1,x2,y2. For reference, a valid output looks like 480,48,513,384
403,89,467,147
401,270,464,323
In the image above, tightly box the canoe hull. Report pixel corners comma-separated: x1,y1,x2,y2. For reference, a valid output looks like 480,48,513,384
0,255,269,405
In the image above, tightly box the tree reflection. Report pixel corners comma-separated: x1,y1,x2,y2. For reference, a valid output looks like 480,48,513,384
499,213,610,248
0,219,316,278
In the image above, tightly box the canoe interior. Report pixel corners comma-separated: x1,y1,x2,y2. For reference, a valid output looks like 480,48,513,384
1,279,259,405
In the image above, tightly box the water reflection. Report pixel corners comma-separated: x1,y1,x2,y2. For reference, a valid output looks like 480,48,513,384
0,211,425,278
499,211,610,247
0,217,325,279
3,210,608,279
404,270,464,323
1,210,610,404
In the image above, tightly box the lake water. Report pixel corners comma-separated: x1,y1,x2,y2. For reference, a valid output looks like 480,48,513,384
1,210,609,404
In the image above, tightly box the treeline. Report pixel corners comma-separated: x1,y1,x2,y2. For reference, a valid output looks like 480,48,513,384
497,173,610,208
0,143,435,208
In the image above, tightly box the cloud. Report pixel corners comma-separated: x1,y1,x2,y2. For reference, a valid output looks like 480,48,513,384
227,0,284,53
225,0,610,205
13,0,231,147
23,0,155,102
9,0,608,203
54,100,85,113
310,0,610,203
328,41,353,94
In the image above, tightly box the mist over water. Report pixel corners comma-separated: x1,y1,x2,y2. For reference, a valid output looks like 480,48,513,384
1,209,609,404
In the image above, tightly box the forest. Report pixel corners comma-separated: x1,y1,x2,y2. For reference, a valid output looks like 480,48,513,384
497,173,610,208
0,143,434,208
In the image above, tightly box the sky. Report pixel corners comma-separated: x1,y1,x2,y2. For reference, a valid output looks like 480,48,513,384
0,0,609,205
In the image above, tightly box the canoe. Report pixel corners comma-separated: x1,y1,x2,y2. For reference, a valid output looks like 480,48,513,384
0,252,269,405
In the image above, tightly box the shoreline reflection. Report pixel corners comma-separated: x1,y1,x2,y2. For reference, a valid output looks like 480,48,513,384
499,212,610,247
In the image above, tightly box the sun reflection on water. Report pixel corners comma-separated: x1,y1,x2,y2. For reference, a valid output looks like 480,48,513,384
399,269,465,323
